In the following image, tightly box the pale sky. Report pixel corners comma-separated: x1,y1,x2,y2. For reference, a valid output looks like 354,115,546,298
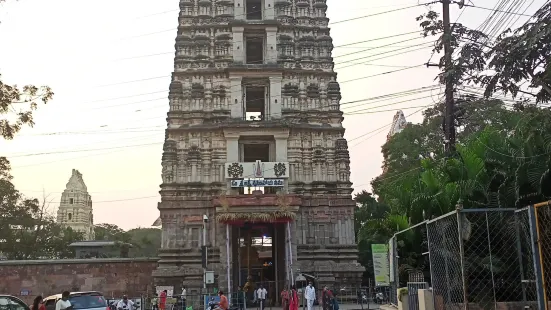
0,0,542,230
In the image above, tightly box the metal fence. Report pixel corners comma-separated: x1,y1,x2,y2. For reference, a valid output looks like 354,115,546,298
141,286,387,310
388,222,430,305
388,203,551,310
535,202,551,309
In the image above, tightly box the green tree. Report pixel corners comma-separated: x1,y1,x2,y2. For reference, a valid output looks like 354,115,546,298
373,98,517,219
376,104,551,221
354,190,396,284
127,228,161,257
416,2,551,103
94,224,161,257
1,1,54,140
0,158,84,259
94,223,131,242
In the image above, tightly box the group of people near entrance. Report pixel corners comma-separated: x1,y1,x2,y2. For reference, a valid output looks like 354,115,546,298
281,283,338,310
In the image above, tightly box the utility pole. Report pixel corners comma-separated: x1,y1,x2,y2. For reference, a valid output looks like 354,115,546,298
202,214,208,290
442,0,456,155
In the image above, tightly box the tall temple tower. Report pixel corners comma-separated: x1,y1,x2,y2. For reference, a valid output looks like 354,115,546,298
154,0,364,295
56,169,94,240
387,110,407,141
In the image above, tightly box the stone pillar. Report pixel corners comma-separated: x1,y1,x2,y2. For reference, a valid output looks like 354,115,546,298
264,0,275,20
269,76,282,119
266,27,277,65
226,137,239,162
232,27,245,64
230,76,243,118
275,138,287,162
234,0,245,20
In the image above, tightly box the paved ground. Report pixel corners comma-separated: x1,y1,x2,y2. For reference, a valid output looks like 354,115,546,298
246,304,381,310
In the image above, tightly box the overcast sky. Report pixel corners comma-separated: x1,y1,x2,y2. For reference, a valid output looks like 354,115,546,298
0,0,543,230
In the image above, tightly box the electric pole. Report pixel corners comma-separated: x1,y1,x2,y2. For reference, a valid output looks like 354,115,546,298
442,0,456,155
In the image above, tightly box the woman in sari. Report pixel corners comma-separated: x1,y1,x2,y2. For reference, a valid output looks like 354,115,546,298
289,285,299,310
281,286,290,310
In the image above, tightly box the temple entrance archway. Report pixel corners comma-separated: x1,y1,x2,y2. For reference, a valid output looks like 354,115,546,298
230,222,287,305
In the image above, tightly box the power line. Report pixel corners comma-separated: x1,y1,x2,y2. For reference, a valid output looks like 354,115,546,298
18,87,439,138
134,2,429,19
335,43,435,69
94,32,430,88
8,142,162,158
462,3,532,16
8,88,441,158
46,42,433,116
330,3,437,25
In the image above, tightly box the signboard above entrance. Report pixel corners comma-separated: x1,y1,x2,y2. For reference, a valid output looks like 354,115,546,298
230,179,284,187
225,161,289,179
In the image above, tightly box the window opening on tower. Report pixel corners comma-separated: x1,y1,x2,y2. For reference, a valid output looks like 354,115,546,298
246,0,262,20
246,37,264,64
245,86,265,121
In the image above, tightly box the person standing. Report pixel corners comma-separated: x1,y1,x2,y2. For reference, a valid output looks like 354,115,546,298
256,285,267,310
151,294,158,310
159,290,167,310
218,291,228,310
181,287,187,310
321,287,333,310
304,283,316,310
289,286,298,310
280,286,289,310
55,292,73,310
32,296,46,310
116,296,135,310
236,286,245,310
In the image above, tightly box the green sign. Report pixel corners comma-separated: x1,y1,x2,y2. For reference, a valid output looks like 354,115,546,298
371,244,390,286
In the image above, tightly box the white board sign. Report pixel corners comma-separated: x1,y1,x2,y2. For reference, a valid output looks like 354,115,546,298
230,179,284,187
372,244,390,286
155,286,174,297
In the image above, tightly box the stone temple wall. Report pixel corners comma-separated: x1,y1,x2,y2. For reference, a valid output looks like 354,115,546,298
0,258,157,303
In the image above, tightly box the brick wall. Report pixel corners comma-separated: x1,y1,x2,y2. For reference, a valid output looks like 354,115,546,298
0,258,158,304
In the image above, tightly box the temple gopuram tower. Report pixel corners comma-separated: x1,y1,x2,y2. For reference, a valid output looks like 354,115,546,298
56,169,95,241
154,0,364,297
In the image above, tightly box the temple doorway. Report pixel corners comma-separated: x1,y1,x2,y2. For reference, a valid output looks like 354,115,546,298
231,222,287,305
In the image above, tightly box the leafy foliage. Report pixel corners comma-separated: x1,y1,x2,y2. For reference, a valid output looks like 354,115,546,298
0,158,84,259
370,99,551,287
374,102,551,222
416,2,551,103
1,1,54,140
354,190,396,284
94,223,161,257
0,75,54,140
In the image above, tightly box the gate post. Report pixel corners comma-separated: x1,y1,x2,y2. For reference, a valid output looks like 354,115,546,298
528,204,547,310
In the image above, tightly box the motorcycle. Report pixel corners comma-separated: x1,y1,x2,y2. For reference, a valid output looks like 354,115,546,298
205,298,218,310
375,292,384,304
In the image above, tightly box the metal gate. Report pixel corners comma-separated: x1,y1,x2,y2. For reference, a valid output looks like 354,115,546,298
406,282,428,310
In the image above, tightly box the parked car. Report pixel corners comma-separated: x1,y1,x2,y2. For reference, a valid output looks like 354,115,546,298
43,292,108,310
0,295,30,310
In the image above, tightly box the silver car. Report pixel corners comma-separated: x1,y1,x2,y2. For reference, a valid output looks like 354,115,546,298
43,292,107,310
0,295,30,310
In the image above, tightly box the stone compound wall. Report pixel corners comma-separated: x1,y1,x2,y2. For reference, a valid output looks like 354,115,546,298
0,258,157,303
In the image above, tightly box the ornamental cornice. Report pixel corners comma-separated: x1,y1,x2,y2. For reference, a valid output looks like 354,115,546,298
274,0,292,6
223,127,290,139
212,194,302,207
197,0,212,6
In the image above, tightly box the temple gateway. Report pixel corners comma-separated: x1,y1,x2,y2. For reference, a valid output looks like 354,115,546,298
153,0,364,299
